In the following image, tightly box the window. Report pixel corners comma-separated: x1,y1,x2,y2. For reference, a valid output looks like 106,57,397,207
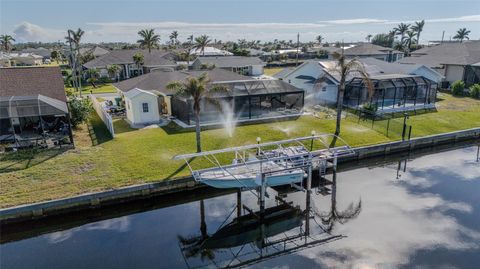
142,102,149,113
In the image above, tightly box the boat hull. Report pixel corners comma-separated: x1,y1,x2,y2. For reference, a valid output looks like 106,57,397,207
199,170,304,189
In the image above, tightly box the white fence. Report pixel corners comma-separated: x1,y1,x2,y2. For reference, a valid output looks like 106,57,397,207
89,95,115,137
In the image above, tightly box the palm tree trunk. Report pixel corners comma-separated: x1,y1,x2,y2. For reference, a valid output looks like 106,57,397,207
200,199,207,238
334,84,345,136
195,109,202,153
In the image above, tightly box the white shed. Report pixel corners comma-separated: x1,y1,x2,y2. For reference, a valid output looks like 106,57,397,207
123,88,160,125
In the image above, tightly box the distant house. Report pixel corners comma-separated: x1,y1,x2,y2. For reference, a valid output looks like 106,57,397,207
341,43,404,62
0,52,43,67
83,49,177,80
114,69,304,126
79,46,110,58
275,58,442,113
398,41,480,87
190,47,233,56
20,47,52,61
191,56,265,76
0,67,73,146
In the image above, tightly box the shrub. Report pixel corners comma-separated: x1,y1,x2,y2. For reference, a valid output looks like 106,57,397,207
69,98,93,127
469,84,480,99
451,80,465,96
362,103,378,112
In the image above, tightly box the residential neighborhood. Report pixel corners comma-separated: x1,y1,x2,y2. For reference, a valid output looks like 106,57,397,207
0,0,479,268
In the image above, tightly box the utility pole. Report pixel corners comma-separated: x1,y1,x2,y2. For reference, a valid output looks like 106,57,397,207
296,32,300,67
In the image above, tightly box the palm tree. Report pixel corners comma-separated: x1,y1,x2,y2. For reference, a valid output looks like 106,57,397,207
316,35,323,44
65,28,85,96
193,35,211,56
411,20,425,45
169,30,179,47
453,28,471,42
86,68,100,88
365,34,372,43
329,51,373,139
137,29,160,53
107,64,122,82
166,73,226,152
317,170,362,233
187,35,194,45
393,23,410,41
0,35,15,52
402,31,417,55
132,52,144,76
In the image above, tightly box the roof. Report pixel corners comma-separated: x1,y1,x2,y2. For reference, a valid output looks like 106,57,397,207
79,46,110,57
0,52,43,60
190,47,233,56
83,49,176,69
123,87,157,99
343,43,403,56
20,47,52,58
114,68,302,97
194,56,265,68
398,41,480,68
0,66,67,102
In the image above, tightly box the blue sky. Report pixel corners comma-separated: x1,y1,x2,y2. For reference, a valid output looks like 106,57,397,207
1,0,479,44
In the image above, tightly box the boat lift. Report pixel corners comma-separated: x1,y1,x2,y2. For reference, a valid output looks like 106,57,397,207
173,134,356,212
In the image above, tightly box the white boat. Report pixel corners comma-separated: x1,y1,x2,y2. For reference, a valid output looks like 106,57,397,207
198,160,305,189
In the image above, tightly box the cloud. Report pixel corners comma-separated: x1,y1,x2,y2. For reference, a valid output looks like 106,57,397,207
319,18,389,24
426,14,480,23
12,21,64,42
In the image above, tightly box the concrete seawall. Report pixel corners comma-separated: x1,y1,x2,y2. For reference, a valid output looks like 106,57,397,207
1,127,479,224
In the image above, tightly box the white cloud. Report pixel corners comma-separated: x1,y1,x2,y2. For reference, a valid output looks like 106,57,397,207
319,18,389,24
426,14,480,23
13,21,65,42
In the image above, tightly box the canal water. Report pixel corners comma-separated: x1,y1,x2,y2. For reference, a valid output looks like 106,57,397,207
1,145,479,269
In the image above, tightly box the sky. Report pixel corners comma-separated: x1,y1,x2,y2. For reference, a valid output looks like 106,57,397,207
0,0,479,44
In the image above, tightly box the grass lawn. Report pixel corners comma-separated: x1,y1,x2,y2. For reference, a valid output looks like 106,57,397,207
66,83,117,95
0,93,479,208
264,67,284,76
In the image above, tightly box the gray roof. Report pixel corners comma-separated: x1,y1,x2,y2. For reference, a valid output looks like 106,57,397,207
83,49,176,69
343,43,403,56
79,46,110,57
20,47,52,58
114,68,301,97
399,41,480,68
194,56,265,68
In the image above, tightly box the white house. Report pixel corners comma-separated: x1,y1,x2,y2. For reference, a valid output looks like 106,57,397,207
191,56,265,76
123,88,161,125
190,47,233,56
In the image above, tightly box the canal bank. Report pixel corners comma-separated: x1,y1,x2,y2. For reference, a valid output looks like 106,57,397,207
1,127,479,224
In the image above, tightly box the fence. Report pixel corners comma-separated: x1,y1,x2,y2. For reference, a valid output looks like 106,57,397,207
89,95,115,138
345,109,412,140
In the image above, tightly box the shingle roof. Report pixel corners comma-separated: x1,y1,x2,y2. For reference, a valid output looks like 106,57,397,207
194,56,265,67
114,68,250,95
79,46,110,57
83,49,176,69
0,66,67,102
343,43,403,56
398,41,480,68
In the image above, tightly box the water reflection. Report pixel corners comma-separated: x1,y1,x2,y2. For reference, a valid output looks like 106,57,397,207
1,145,479,269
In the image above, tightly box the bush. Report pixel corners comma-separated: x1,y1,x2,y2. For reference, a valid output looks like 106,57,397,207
451,80,465,96
69,98,93,127
362,103,378,113
469,84,480,99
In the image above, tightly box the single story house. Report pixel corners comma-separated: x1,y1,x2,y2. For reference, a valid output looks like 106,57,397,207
342,43,404,62
83,49,177,80
20,47,53,60
398,41,480,87
79,46,110,58
190,47,233,56
191,56,265,76
0,52,44,67
113,69,304,126
275,57,443,113
0,67,73,146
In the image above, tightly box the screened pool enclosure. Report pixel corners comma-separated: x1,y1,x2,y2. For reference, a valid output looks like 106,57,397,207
0,95,73,147
344,75,437,113
171,79,304,125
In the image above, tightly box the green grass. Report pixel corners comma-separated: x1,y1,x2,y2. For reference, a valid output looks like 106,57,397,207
264,67,284,76
0,93,479,208
66,83,117,95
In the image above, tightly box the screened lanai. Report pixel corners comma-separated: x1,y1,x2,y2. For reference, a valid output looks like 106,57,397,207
171,79,304,125
0,95,73,147
343,75,437,113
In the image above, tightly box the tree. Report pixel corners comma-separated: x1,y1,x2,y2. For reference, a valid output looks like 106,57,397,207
393,23,410,41
107,64,122,82
411,20,425,45
365,34,372,43
453,28,471,42
51,49,62,63
316,35,323,44
69,98,93,127
137,29,160,53
402,31,417,55
193,35,211,56
133,52,144,76
86,68,99,88
329,51,373,140
371,33,394,48
65,28,85,96
169,30,179,47
166,73,227,152
0,35,15,52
